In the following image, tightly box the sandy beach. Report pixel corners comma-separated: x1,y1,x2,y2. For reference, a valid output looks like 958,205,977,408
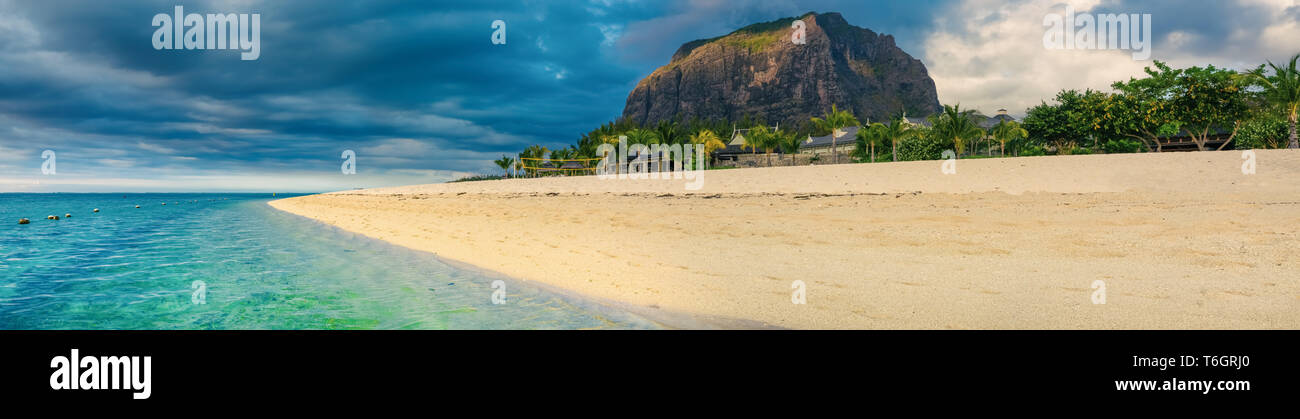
270,150,1300,329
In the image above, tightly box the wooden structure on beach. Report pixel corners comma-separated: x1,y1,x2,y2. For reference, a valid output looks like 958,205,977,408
1153,128,1236,152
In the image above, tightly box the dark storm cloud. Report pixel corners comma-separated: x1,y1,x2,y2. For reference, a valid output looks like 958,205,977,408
0,0,655,190
0,0,1284,192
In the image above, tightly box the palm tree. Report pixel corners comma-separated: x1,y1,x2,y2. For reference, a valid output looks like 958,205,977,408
929,104,984,158
763,130,783,167
991,120,1028,157
1250,53,1300,149
493,155,514,177
778,130,803,166
625,128,659,145
550,147,574,175
744,125,770,159
744,125,780,166
623,129,659,172
655,120,683,145
689,129,727,169
855,123,886,163
520,145,549,177
810,104,861,164
599,134,622,174
872,116,913,162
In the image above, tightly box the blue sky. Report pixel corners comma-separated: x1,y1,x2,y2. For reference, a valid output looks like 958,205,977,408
1,0,1296,192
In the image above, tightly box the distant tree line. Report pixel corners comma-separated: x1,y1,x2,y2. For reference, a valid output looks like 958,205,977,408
490,53,1299,177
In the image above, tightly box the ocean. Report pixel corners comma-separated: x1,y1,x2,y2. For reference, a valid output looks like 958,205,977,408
0,193,656,329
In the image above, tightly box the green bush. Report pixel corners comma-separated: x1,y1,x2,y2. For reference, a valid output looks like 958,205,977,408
1070,147,1093,155
448,174,505,183
1102,139,1144,154
895,132,946,161
1020,145,1047,156
1236,116,1289,150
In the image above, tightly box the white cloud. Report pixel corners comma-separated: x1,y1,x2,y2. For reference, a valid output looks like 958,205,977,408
921,0,1146,117
594,23,624,46
921,0,1300,117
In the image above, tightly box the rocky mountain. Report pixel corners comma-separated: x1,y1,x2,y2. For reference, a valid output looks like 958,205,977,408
621,12,941,130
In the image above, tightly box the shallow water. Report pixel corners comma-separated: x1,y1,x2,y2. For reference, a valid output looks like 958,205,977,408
0,194,657,329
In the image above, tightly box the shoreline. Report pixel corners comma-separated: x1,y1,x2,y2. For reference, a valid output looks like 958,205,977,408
271,150,1300,329
267,200,765,330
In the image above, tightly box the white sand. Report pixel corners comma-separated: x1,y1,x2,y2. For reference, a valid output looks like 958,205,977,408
271,149,1300,329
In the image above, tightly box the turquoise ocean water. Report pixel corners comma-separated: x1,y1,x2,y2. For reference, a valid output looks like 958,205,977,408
0,194,656,329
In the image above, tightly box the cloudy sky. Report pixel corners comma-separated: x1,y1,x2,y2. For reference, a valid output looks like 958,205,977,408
1,0,1296,192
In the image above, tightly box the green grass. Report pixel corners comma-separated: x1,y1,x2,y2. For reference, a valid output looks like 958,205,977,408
706,14,809,54
723,31,781,53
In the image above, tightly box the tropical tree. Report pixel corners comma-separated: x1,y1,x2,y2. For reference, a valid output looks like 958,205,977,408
577,121,625,159
745,125,781,167
1022,90,1105,154
854,123,885,163
494,155,515,177
1023,101,1073,153
810,104,861,164
1057,89,1113,150
689,129,727,169
1236,114,1290,149
1099,91,1181,152
655,120,683,145
777,130,803,166
624,128,659,146
1167,64,1250,150
1250,53,1300,149
519,144,549,177
1107,62,1252,151
764,130,782,167
875,116,913,162
743,125,770,158
991,120,1028,156
549,146,577,175
596,134,623,175
928,104,984,158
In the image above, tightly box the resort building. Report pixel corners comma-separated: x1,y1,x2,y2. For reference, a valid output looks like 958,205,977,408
714,125,780,163
799,125,859,156
979,109,1016,129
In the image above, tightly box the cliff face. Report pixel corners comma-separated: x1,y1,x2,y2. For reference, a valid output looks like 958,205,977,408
621,12,941,129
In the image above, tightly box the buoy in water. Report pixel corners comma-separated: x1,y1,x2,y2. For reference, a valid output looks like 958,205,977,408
93,208,99,213
47,215,59,220
64,213,72,218
135,205,141,208
18,218,30,225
